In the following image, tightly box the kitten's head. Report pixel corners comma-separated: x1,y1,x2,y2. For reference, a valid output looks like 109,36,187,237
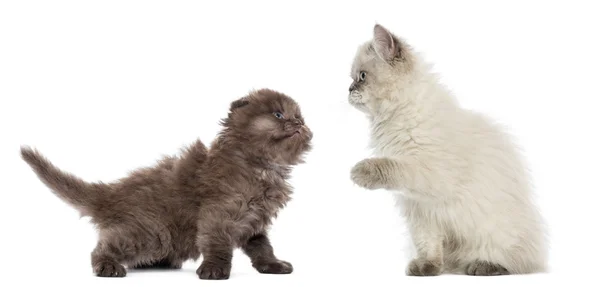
348,24,416,114
222,88,312,165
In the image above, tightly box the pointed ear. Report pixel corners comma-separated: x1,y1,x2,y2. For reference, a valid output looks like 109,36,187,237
230,97,249,110
373,24,399,62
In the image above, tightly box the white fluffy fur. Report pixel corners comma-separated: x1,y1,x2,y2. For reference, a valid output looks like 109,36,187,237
349,25,547,275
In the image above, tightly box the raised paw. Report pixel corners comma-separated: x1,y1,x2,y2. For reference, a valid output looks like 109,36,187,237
406,258,442,276
351,158,385,190
253,260,293,274
94,261,126,277
466,260,509,276
196,262,231,280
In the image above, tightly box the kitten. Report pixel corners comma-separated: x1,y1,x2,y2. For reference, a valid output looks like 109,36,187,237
348,24,547,276
21,88,312,280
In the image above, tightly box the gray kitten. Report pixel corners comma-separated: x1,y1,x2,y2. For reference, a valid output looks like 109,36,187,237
21,89,312,279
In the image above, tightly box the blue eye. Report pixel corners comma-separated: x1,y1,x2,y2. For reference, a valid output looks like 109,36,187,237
273,112,284,119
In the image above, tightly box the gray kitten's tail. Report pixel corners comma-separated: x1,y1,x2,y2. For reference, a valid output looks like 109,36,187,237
20,146,107,215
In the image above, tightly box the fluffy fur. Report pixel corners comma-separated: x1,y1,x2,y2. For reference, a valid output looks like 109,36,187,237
348,24,547,276
21,88,312,279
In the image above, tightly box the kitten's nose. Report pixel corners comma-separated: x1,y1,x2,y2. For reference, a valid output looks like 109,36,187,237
293,119,303,126
349,82,357,92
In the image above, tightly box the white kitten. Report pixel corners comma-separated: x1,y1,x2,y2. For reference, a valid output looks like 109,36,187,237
348,24,547,276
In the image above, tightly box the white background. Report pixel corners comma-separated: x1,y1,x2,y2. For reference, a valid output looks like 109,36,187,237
1,1,599,286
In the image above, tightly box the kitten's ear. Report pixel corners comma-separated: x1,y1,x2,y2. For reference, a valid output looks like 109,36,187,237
373,24,399,62
230,97,250,110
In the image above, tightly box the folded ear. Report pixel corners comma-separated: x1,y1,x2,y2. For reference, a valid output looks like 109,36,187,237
230,97,250,110
373,24,400,62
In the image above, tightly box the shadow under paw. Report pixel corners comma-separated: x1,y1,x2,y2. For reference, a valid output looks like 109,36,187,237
406,259,442,276
196,262,231,280
132,259,182,269
466,260,509,276
94,261,127,277
253,260,293,274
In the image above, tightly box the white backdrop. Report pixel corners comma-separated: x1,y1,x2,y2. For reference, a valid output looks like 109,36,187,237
1,1,598,286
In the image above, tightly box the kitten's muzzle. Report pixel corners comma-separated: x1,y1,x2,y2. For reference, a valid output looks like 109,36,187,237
285,119,306,136
299,125,313,141
348,89,364,106
288,121,312,141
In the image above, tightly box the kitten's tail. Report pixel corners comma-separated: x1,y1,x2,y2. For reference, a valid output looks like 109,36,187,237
20,146,108,216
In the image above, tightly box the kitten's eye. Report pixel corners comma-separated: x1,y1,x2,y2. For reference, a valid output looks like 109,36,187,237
273,112,284,119
359,71,366,81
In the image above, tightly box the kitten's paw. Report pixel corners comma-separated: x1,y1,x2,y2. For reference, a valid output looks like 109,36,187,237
406,258,442,276
253,260,293,274
196,262,231,280
94,261,127,277
466,260,509,276
351,158,385,190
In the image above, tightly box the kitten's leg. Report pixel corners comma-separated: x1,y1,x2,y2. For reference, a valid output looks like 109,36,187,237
196,233,233,280
405,225,443,276
351,157,450,199
466,260,509,276
91,242,127,278
91,225,172,277
351,157,398,190
241,233,293,274
352,157,413,191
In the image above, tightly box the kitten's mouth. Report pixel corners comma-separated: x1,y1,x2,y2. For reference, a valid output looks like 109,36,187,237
281,126,311,141
285,129,309,140
285,130,301,138
348,92,365,106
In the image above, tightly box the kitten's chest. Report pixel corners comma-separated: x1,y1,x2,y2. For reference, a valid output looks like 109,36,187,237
370,125,415,157
399,196,457,232
256,168,292,207
240,168,292,220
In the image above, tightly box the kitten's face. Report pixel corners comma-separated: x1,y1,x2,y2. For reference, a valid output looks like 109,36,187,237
225,89,312,165
348,24,413,115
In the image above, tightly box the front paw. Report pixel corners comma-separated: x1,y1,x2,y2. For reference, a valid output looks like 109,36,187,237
196,262,231,280
253,260,293,274
351,158,384,190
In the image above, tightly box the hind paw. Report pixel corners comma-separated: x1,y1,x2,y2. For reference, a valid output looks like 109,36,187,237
94,261,126,277
466,260,509,276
